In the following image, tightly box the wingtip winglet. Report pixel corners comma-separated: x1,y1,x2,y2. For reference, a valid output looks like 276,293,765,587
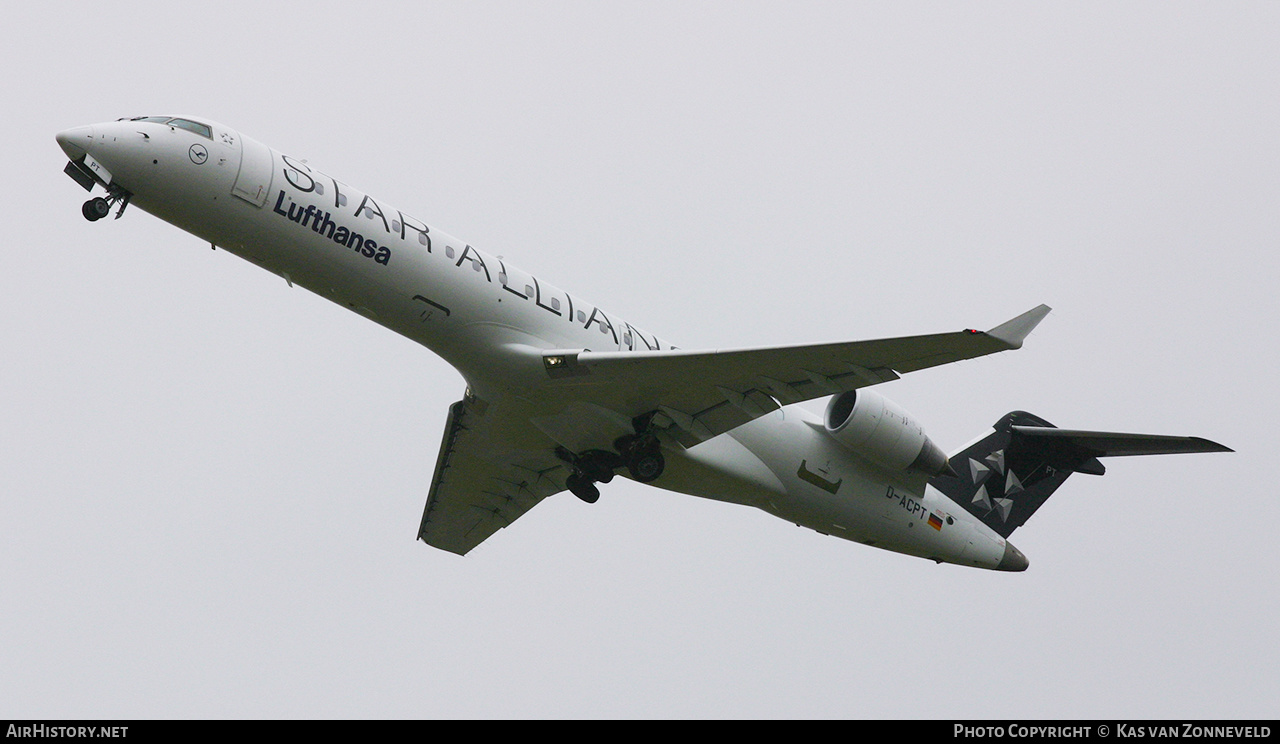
986,304,1052,349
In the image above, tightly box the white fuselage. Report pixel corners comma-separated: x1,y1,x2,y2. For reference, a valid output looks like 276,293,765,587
57,116,1019,570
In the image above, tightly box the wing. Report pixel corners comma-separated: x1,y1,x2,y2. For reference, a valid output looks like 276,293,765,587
417,305,1050,554
541,304,1052,447
417,395,570,555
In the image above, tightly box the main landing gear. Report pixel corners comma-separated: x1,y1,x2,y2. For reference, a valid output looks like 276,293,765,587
558,413,667,504
81,188,131,222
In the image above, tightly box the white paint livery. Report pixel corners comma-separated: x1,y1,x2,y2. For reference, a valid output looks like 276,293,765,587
56,116,1230,570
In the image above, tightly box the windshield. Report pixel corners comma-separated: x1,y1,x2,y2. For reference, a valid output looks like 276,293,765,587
123,116,213,139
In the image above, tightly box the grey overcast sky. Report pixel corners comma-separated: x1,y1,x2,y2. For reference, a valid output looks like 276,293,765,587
3,2,1276,718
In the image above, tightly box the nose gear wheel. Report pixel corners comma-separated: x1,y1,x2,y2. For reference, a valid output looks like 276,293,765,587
82,197,111,221
80,187,131,222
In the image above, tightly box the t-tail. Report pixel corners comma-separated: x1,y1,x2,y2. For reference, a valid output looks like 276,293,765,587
930,411,1233,539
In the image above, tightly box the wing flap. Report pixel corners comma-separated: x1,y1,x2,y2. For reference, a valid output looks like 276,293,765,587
418,398,568,555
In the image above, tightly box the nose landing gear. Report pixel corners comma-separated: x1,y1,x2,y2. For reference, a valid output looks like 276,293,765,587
81,188,131,222
81,197,110,221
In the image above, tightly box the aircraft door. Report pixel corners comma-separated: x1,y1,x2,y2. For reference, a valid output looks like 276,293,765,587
231,134,274,208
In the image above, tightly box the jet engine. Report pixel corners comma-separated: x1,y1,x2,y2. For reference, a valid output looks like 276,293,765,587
823,389,951,476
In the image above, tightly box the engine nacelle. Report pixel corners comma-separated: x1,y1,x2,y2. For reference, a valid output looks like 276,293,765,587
823,389,951,476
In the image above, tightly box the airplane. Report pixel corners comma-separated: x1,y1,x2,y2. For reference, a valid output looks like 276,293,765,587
55,115,1231,571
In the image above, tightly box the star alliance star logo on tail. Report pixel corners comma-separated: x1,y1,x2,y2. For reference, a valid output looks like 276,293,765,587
966,448,1025,523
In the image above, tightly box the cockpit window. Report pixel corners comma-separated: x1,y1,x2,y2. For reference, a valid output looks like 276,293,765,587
168,118,213,139
123,116,213,139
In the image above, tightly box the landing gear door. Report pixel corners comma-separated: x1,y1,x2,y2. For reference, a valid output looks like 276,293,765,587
231,135,274,208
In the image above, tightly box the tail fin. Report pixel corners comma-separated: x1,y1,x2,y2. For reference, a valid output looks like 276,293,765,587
929,411,1231,538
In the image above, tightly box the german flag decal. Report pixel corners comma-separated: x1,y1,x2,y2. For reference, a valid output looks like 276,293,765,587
928,511,945,531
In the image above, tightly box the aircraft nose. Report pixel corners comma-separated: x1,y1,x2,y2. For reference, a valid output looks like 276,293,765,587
996,541,1030,572
56,125,95,160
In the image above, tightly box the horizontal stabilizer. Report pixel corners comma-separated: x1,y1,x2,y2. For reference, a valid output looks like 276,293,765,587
931,411,1231,538
1009,427,1233,457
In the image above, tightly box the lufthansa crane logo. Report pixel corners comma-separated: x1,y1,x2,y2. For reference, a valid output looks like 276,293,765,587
188,143,208,165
